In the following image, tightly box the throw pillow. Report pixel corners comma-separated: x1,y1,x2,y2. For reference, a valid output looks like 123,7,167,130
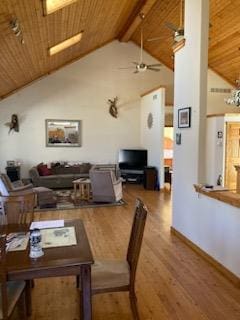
79,163,92,173
38,164,52,176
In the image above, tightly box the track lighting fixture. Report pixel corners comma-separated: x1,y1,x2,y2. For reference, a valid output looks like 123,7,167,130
10,18,24,44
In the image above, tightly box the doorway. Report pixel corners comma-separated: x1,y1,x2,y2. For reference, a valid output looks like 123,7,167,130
225,122,240,189
164,127,173,190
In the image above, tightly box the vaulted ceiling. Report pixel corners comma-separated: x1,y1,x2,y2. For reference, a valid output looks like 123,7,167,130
0,0,239,101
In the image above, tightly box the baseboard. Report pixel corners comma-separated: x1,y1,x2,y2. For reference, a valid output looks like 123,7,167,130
170,226,240,287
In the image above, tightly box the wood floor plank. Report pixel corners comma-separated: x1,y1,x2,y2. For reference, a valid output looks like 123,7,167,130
13,185,240,320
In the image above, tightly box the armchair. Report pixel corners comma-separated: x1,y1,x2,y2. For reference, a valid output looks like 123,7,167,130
89,169,122,203
0,174,33,196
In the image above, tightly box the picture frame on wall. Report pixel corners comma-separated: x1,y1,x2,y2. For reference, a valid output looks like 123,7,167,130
178,107,191,128
46,119,81,147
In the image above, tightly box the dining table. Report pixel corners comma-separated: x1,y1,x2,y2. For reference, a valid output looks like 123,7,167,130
3,219,94,320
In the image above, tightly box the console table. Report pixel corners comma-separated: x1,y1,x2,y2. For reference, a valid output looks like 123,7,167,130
120,169,144,184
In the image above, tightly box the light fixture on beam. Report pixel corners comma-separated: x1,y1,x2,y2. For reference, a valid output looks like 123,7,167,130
43,0,78,15
10,18,24,44
48,31,83,55
225,79,240,107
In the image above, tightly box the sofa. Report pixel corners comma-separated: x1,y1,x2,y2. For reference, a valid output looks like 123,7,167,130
29,163,91,189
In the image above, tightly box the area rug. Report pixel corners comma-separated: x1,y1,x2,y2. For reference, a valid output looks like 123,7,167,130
35,189,126,212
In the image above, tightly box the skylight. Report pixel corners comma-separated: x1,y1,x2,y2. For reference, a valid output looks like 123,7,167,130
43,0,78,15
48,32,83,55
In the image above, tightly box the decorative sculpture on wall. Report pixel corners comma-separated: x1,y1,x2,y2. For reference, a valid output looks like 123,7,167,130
5,114,19,134
147,112,153,129
108,97,118,118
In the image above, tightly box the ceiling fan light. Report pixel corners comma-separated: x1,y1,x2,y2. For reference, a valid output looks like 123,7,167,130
137,63,147,72
43,0,78,15
48,32,83,55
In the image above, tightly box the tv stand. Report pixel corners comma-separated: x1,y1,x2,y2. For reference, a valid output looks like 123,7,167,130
120,169,144,184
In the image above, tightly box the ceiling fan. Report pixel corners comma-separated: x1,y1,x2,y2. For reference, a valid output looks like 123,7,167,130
147,0,184,45
120,13,161,73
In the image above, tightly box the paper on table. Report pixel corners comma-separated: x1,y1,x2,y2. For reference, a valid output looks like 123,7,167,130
30,220,64,230
41,227,77,248
7,232,29,252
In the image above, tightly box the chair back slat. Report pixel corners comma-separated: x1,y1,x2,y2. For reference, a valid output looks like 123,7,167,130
0,193,35,225
0,174,13,192
127,198,148,281
0,175,10,197
0,235,8,319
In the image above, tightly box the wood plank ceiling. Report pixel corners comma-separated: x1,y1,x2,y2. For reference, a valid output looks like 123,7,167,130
131,0,240,85
0,0,239,100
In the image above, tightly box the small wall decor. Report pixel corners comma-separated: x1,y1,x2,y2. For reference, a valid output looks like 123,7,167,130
46,119,81,147
217,131,223,139
217,130,223,146
5,114,19,134
147,112,153,129
178,107,191,128
176,133,181,145
108,97,118,118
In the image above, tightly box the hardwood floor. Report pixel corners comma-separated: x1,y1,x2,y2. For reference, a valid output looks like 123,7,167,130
18,185,240,319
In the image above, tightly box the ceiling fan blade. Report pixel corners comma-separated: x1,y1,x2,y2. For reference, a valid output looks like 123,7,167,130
165,22,178,32
132,62,139,65
147,67,160,72
134,70,139,74
140,26,143,63
119,67,135,69
147,63,162,67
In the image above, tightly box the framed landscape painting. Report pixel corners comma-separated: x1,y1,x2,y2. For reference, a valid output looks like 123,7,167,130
46,119,81,147
178,107,191,128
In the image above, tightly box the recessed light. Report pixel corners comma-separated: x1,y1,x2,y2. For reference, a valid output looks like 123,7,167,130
48,32,83,55
43,0,78,15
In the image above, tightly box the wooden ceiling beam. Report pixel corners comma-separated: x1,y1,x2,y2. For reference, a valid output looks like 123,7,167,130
119,0,159,42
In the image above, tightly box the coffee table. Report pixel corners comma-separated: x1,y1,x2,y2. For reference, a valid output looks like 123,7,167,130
73,178,92,203
4,219,94,320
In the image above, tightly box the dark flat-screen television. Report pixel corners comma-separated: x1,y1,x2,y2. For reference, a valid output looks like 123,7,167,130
118,149,147,170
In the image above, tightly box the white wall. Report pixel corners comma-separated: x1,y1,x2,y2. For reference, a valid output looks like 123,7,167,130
0,40,174,177
173,0,240,278
140,88,165,188
206,116,225,185
207,69,238,115
189,191,240,277
206,114,240,186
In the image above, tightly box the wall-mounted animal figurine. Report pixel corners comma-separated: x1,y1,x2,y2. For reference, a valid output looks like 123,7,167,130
108,97,118,118
5,114,19,134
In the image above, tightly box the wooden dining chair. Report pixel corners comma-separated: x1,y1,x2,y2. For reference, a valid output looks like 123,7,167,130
0,193,35,225
0,236,28,319
79,198,148,319
0,193,35,309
